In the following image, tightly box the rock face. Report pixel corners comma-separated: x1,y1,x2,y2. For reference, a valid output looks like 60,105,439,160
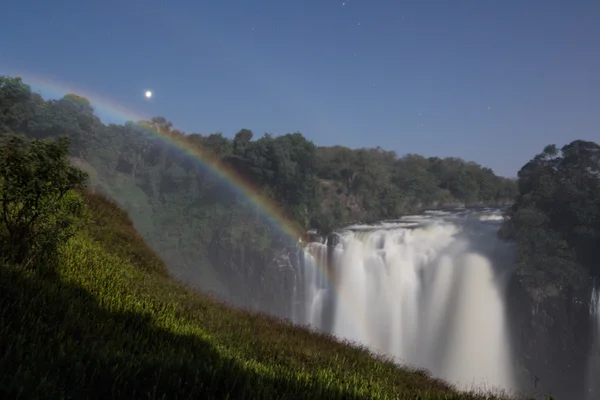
506,277,595,400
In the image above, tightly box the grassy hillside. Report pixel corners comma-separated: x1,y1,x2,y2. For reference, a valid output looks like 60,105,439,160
0,189,523,399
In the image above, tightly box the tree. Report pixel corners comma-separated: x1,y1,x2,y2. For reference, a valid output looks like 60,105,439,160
0,76,34,134
233,129,253,154
501,140,600,294
0,134,88,267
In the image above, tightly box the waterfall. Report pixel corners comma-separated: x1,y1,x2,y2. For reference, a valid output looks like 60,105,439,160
586,283,600,399
296,210,517,392
301,241,329,327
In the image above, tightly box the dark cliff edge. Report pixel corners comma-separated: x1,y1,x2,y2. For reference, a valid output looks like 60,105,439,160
505,277,596,400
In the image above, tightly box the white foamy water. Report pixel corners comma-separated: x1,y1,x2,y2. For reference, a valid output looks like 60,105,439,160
345,221,421,230
478,214,504,221
591,285,600,335
296,211,516,392
586,285,600,399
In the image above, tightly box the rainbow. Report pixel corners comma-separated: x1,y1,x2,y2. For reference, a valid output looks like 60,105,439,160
0,69,373,347
4,70,306,237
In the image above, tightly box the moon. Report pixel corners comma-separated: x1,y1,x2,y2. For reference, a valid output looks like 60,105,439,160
145,90,153,99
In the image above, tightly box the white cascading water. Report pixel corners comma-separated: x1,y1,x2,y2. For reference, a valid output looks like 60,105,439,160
586,284,600,399
301,241,329,327
297,210,516,392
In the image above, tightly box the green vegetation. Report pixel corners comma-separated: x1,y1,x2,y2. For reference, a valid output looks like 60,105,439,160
0,75,517,309
0,132,529,398
0,134,87,267
500,141,600,298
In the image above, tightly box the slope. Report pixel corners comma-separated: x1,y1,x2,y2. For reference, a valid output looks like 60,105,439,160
0,191,523,399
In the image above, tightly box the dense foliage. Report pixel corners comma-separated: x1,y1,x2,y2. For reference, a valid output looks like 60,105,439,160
0,134,87,268
0,133,527,399
500,141,600,297
0,75,517,310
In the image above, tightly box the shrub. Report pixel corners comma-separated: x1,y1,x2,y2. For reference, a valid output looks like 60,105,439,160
0,133,87,268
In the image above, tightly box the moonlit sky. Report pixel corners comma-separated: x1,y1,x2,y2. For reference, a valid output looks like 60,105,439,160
2,0,599,177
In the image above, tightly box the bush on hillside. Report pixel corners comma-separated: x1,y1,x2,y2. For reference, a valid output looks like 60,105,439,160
0,133,88,268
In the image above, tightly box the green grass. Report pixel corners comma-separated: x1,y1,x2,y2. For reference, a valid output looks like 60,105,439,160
0,191,527,399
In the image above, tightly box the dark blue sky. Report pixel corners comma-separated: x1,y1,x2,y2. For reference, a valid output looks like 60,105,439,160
2,0,599,177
